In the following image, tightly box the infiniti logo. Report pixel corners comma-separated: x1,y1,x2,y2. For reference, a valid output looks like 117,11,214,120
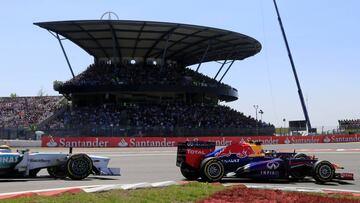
266,161,280,170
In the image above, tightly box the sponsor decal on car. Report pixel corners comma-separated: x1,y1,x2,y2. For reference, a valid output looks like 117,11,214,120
215,144,255,158
260,170,279,176
266,161,280,170
0,156,19,163
0,155,21,169
223,159,240,163
186,149,206,155
29,159,51,163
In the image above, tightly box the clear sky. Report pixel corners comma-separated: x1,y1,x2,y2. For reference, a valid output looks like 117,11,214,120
0,0,359,128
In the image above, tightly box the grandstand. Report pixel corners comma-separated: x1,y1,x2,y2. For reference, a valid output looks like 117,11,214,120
0,20,275,139
338,119,360,134
0,96,62,128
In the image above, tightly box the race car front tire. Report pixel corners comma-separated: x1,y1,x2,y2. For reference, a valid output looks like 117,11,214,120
312,160,335,183
66,154,93,180
200,157,224,182
180,162,199,180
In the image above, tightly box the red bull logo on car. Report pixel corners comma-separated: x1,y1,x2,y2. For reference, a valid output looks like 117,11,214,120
215,143,255,158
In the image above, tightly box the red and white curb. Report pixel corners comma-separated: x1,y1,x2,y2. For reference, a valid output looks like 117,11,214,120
83,180,177,192
0,187,85,200
1,180,360,200
0,181,177,200
224,183,360,197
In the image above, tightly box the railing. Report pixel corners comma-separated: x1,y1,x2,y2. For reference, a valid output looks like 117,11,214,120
42,126,275,137
56,83,238,102
0,126,274,139
275,125,360,136
0,127,34,140
2,125,359,140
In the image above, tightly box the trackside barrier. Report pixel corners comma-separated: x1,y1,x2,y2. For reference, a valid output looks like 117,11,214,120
41,134,360,148
0,140,41,147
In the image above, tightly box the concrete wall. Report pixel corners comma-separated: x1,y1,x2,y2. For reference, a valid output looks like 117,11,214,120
0,140,41,147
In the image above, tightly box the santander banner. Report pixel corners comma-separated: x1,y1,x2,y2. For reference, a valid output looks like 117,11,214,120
42,134,360,148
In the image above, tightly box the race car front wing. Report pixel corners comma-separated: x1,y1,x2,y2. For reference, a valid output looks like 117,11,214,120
95,167,120,176
334,173,354,180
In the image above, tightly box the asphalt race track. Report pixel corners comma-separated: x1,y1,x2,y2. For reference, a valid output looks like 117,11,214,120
0,143,359,193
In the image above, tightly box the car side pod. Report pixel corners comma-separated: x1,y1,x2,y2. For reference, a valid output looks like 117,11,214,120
235,164,251,175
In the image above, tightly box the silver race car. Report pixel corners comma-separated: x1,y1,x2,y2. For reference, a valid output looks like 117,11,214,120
0,145,120,180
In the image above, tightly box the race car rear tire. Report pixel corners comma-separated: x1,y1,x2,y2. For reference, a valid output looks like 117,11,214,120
180,162,199,180
200,157,224,182
312,160,335,183
47,165,67,179
66,154,93,180
29,169,41,177
290,167,308,180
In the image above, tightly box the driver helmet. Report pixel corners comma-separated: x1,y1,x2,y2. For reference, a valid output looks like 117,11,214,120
0,145,12,153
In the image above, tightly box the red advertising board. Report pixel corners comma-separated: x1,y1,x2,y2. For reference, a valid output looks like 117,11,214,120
42,134,360,148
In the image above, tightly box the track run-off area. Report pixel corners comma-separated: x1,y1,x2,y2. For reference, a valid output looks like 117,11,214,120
0,142,359,194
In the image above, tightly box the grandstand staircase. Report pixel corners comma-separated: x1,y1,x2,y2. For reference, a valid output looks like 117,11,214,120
37,97,67,129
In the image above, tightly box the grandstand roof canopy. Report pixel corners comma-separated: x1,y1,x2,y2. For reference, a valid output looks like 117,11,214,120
35,20,261,66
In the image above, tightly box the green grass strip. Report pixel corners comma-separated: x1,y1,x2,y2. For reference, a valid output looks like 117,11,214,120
5,182,224,203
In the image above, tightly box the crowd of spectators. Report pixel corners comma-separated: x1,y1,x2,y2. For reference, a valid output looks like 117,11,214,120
46,104,126,129
0,96,275,135
0,63,276,135
339,119,360,129
56,62,230,90
47,102,274,131
0,96,62,128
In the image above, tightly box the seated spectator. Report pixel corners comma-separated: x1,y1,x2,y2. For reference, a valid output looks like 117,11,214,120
0,96,62,128
56,62,232,90
339,119,360,129
46,102,274,132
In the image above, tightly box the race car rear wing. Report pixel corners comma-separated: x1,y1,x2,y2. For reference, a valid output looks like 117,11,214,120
176,141,215,169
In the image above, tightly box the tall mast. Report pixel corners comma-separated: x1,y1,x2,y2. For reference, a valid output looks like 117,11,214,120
272,0,312,131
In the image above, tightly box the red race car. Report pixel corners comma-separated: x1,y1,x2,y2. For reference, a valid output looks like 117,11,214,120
176,141,354,183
